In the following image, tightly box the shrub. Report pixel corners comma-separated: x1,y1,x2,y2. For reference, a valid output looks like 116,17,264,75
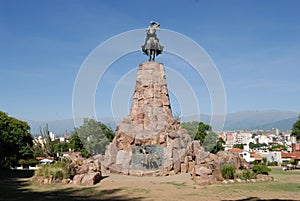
267,161,278,166
252,165,271,175
262,157,267,165
54,170,63,179
35,160,72,179
249,160,259,165
221,164,235,180
290,159,296,165
18,159,26,165
236,169,257,180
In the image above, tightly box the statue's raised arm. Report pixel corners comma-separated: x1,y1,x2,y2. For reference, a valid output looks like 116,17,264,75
142,21,164,61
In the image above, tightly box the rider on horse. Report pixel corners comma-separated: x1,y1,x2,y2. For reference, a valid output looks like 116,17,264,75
142,21,164,61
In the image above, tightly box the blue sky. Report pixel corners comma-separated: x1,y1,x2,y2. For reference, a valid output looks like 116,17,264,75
0,0,300,122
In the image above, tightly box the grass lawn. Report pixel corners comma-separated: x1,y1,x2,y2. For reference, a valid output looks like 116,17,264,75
0,167,299,201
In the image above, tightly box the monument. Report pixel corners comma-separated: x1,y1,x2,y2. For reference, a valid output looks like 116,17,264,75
141,21,164,61
103,22,192,176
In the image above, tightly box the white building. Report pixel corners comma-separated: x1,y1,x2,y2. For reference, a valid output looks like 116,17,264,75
259,151,281,165
257,134,273,145
236,132,252,144
49,132,55,141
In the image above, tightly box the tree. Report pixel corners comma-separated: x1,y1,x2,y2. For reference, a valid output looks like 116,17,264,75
75,118,114,155
0,111,33,168
69,132,90,158
54,142,70,154
233,144,244,149
195,122,212,144
202,131,225,154
182,121,223,153
249,142,263,149
291,116,300,141
210,137,225,154
268,144,287,151
181,121,199,139
69,132,84,151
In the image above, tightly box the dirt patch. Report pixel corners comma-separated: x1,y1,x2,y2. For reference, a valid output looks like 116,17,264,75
1,169,300,201
93,171,300,201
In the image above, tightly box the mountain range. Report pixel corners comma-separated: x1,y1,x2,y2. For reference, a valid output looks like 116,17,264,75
24,110,299,135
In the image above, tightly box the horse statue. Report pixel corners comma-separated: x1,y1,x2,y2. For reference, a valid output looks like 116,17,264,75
139,145,162,170
142,21,164,61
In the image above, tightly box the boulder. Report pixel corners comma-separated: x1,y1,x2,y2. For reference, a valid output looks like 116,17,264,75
181,163,188,173
172,149,181,174
81,172,102,186
216,151,242,169
188,161,195,172
190,150,247,185
73,174,84,185
71,157,102,185
194,166,212,176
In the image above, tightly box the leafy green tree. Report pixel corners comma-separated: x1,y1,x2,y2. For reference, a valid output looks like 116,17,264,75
75,118,114,155
69,132,84,150
181,121,199,139
0,111,33,168
182,121,223,153
202,131,218,152
54,142,70,154
233,144,244,149
291,116,300,141
249,142,265,149
268,144,287,151
210,137,225,154
69,132,90,158
195,122,211,144
202,132,225,154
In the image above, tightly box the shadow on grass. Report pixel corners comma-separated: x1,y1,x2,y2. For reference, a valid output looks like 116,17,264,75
0,169,144,201
222,197,300,201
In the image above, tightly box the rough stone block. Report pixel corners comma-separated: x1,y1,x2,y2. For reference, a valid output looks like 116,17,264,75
181,163,188,173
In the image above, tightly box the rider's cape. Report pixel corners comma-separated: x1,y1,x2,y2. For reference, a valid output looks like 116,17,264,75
142,35,164,56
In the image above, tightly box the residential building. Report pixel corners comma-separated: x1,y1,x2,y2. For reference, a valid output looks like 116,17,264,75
281,152,300,166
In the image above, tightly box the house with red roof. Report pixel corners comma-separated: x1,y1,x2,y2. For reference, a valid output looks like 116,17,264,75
281,152,300,166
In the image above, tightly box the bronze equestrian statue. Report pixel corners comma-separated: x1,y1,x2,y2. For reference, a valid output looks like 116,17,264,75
142,21,164,61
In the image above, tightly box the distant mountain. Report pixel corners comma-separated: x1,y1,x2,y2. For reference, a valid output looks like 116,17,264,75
182,110,298,131
223,110,298,130
25,117,117,136
25,119,77,136
254,117,298,131
25,110,299,134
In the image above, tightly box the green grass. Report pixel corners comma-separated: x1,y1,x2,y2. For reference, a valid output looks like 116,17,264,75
1,167,299,201
209,168,300,193
80,187,125,196
271,167,300,176
226,182,300,193
266,183,300,192
165,181,187,188
125,187,150,194
35,161,71,179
